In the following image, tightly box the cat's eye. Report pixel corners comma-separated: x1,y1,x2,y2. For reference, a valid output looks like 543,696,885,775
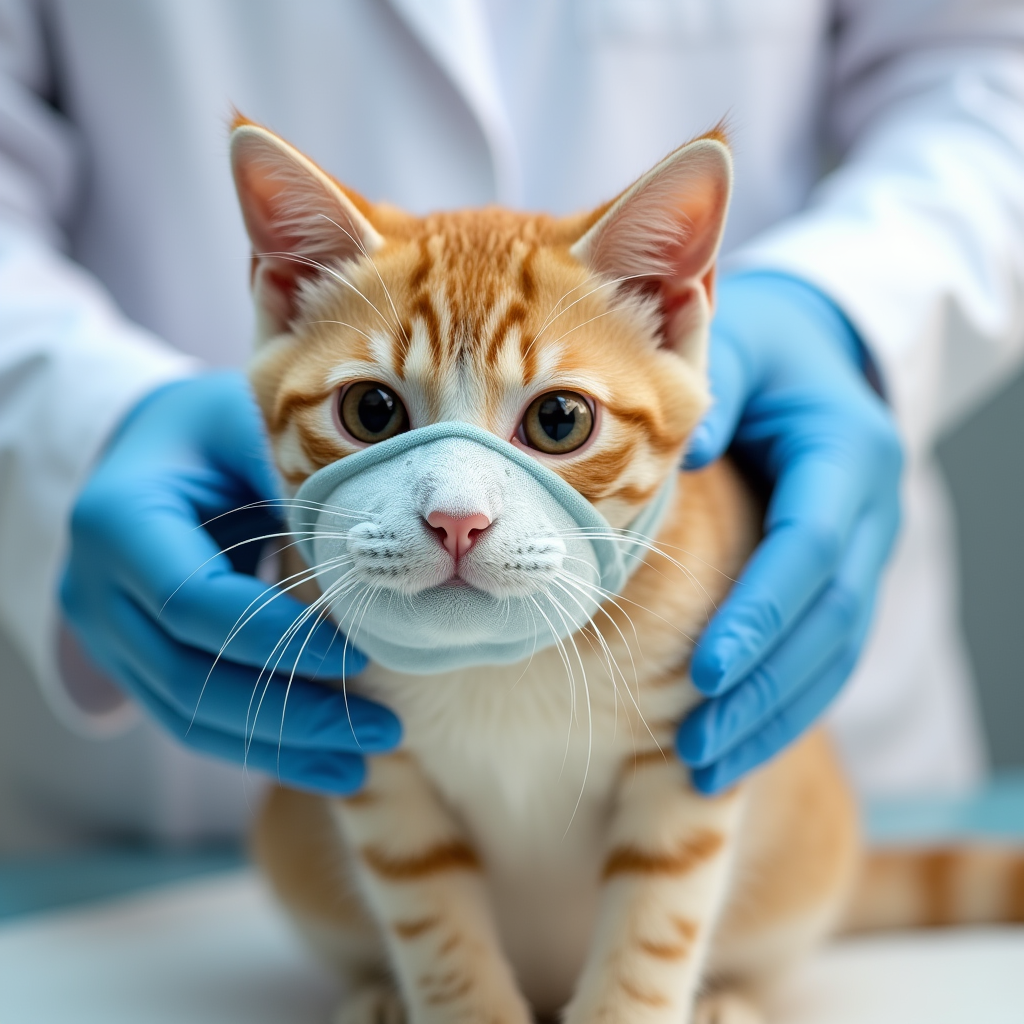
339,381,409,443
520,391,594,455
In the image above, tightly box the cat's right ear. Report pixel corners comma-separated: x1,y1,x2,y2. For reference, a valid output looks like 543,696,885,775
230,116,384,342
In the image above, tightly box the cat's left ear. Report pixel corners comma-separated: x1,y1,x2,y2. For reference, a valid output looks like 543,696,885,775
570,134,732,372
230,116,385,342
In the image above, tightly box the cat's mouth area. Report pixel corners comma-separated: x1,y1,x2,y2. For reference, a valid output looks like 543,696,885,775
314,515,604,662
425,535,572,601
342,515,570,600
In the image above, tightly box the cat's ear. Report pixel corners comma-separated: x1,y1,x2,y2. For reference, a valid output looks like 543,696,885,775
230,116,384,341
570,134,732,372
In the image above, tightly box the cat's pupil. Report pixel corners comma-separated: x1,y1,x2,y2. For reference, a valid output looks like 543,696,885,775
359,387,396,434
538,395,581,441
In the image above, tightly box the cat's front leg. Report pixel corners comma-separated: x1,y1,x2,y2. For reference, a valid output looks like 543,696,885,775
333,752,532,1024
565,753,747,1024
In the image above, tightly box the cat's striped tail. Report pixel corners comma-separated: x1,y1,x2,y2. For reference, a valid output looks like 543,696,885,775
843,845,1024,932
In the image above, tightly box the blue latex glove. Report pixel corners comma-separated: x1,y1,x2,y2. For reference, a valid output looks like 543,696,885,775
676,271,902,793
61,371,400,794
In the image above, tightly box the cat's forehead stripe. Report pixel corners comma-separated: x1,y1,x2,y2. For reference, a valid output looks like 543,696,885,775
264,213,703,514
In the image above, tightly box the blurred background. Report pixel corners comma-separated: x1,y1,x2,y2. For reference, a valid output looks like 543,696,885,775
938,366,1024,771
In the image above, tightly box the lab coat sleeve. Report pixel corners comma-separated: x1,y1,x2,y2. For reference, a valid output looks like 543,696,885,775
0,0,198,730
730,0,1024,457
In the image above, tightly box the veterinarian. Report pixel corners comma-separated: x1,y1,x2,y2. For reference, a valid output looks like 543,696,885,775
0,1,1021,848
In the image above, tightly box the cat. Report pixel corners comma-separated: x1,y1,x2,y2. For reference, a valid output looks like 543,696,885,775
226,117,1020,1024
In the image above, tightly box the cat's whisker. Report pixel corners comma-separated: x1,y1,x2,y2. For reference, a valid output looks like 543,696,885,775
553,552,695,647
529,272,650,355
531,277,608,345
340,575,393,712
254,574,371,786
545,566,660,752
541,301,640,351
164,505,364,631
545,587,591,721
244,566,361,759
239,564,361,717
300,258,400,341
254,250,397,338
532,592,587,729
552,556,646,648
249,567,373,778
159,525,360,619
572,570,699,651
274,583,353,776
197,496,371,528
346,579,386,661
273,564,382,768
185,554,357,742
526,594,580,783
334,578,394,748
246,574,351,774
205,550,355,686
556,531,719,621
548,571,640,696
544,573,641,740
529,593,579,730
550,570,664,757
544,581,623,725
565,525,740,585
532,277,594,339
315,213,411,348
523,593,575,714
536,588,595,836
558,534,698,597
503,604,543,698
332,579,377,747
304,319,379,347
560,527,734,610
264,595,339,777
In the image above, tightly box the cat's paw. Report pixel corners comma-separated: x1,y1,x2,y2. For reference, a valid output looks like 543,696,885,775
692,991,763,1024
334,986,405,1024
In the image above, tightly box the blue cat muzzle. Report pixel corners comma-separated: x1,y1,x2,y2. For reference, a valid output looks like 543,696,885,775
288,421,674,674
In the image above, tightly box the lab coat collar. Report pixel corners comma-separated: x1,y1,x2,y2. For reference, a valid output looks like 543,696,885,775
385,0,523,205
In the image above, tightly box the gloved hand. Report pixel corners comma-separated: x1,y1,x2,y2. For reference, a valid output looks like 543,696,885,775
61,371,400,794
676,271,902,793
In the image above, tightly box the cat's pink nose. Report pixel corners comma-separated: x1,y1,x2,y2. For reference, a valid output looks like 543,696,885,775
426,511,492,561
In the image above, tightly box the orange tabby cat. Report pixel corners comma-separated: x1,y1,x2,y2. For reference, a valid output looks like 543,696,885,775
230,116,855,1024
228,118,1020,1024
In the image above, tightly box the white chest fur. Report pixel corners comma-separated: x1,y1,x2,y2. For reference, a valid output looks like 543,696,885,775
357,643,698,1009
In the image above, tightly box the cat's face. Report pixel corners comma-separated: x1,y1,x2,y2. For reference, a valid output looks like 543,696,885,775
231,119,731,652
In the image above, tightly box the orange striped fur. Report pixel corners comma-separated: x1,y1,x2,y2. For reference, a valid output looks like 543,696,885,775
845,845,1024,932
360,841,481,881
236,121,714,526
233,121,1020,1024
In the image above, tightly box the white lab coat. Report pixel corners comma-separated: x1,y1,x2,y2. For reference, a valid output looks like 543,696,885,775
0,0,1022,848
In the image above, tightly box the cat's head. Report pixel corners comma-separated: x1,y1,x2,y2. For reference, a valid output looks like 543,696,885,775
230,117,731,670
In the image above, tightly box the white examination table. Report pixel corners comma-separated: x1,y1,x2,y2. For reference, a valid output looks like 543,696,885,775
1,774,1022,1023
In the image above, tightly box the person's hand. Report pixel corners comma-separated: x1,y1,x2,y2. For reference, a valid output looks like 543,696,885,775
61,371,400,794
676,271,902,793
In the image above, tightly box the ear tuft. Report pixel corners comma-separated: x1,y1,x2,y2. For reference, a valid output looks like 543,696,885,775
229,108,257,133
570,137,732,369
230,118,384,340
570,138,731,283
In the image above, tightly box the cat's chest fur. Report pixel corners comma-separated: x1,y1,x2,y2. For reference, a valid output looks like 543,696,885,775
358,637,697,829
355,645,700,1006
321,465,753,1007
